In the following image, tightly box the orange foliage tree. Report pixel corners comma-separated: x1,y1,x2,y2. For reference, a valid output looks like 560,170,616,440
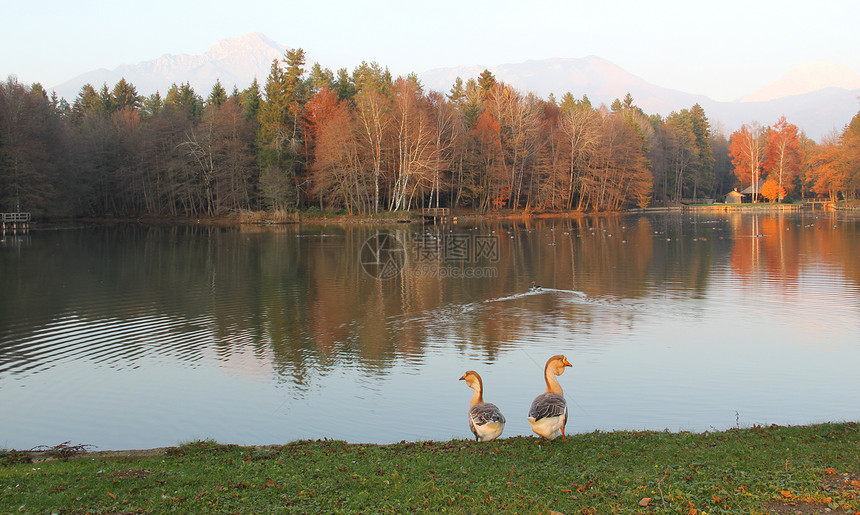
763,116,801,201
805,111,860,201
728,123,765,202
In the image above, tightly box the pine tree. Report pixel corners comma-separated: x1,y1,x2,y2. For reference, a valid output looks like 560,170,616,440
448,77,466,105
477,69,496,100
111,78,140,111
164,82,203,119
240,79,261,120
308,63,334,95
333,68,355,100
207,79,228,108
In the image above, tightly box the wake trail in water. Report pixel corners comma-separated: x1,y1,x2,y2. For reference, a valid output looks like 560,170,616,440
484,288,588,303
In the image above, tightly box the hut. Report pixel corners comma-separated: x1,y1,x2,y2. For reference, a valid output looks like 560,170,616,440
725,189,744,204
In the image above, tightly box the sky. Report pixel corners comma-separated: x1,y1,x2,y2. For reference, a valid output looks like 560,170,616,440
2,0,859,102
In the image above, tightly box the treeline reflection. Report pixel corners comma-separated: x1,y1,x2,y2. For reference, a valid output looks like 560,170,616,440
0,212,857,385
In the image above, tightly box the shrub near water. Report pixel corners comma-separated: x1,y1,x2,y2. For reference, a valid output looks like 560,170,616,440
1,423,858,513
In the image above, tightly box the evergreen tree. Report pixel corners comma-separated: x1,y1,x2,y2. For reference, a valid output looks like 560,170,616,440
207,79,228,108
99,83,113,113
448,77,466,105
256,49,309,210
332,68,355,100
352,61,392,95
477,69,496,100
111,78,140,111
70,84,103,124
141,92,163,119
240,79,261,120
282,48,307,106
164,82,203,119
308,62,334,95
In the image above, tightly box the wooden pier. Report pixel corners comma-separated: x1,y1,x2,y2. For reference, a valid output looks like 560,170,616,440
1,212,31,235
420,207,452,224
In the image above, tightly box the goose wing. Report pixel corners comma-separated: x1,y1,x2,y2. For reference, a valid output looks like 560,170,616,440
528,392,566,421
469,402,506,427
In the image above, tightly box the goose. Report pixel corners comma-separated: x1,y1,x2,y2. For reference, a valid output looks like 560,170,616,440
527,355,572,440
460,370,506,442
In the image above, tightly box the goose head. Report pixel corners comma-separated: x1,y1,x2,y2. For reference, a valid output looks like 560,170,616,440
459,370,483,390
546,355,572,376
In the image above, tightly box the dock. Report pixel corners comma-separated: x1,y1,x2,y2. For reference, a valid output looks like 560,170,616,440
1,212,31,235
420,208,452,224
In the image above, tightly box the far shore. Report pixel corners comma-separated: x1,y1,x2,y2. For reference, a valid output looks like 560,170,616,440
25,199,860,230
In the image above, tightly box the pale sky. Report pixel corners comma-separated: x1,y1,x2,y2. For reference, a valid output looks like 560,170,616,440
2,0,858,102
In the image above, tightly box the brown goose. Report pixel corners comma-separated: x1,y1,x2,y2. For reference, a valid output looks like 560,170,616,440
459,370,506,442
527,355,572,440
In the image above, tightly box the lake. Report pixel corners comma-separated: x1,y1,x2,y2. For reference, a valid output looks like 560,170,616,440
1,210,859,451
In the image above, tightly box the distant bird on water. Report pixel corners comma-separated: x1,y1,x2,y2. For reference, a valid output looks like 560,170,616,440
460,370,506,442
527,355,572,441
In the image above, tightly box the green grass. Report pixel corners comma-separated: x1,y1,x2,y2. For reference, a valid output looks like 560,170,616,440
2,423,858,514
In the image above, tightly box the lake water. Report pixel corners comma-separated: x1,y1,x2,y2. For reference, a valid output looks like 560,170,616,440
1,210,859,451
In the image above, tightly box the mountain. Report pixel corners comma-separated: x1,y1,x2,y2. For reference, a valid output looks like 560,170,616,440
51,33,859,141
421,56,712,116
51,32,285,102
420,57,860,140
739,62,860,103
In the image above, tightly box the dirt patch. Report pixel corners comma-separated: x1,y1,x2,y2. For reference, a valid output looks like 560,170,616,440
111,468,156,479
762,470,860,514
28,447,175,463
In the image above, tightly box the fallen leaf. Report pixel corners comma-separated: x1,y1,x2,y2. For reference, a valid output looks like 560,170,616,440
781,490,793,498
639,497,652,507
107,491,116,500
264,480,275,488
825,467,837,475
712,494,723,502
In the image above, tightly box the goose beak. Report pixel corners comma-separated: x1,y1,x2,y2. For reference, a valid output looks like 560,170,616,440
563,357,572,367
459,374,466,381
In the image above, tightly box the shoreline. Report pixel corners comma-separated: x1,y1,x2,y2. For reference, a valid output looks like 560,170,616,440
4,422,858,513
24,200,860,230
9,420,858,463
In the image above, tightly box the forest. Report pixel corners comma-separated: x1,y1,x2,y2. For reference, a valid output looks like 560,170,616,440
1,48,859,218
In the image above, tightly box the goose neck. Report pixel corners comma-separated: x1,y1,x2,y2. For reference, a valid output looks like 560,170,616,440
545,370,564,395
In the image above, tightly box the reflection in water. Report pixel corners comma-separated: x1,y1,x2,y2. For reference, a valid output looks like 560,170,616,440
0,211,858,449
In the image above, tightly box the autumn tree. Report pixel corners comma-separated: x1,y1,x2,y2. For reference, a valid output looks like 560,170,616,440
557,92,599,209
352,61,393,213
485,82,542,208
389,76,440,211
426,90,462,208
729,123,765,202
468,110,506,211
807,112,860,201
763,116,801,201
306,87,365,213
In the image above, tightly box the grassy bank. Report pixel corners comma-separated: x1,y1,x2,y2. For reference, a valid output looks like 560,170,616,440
2,423,859,514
